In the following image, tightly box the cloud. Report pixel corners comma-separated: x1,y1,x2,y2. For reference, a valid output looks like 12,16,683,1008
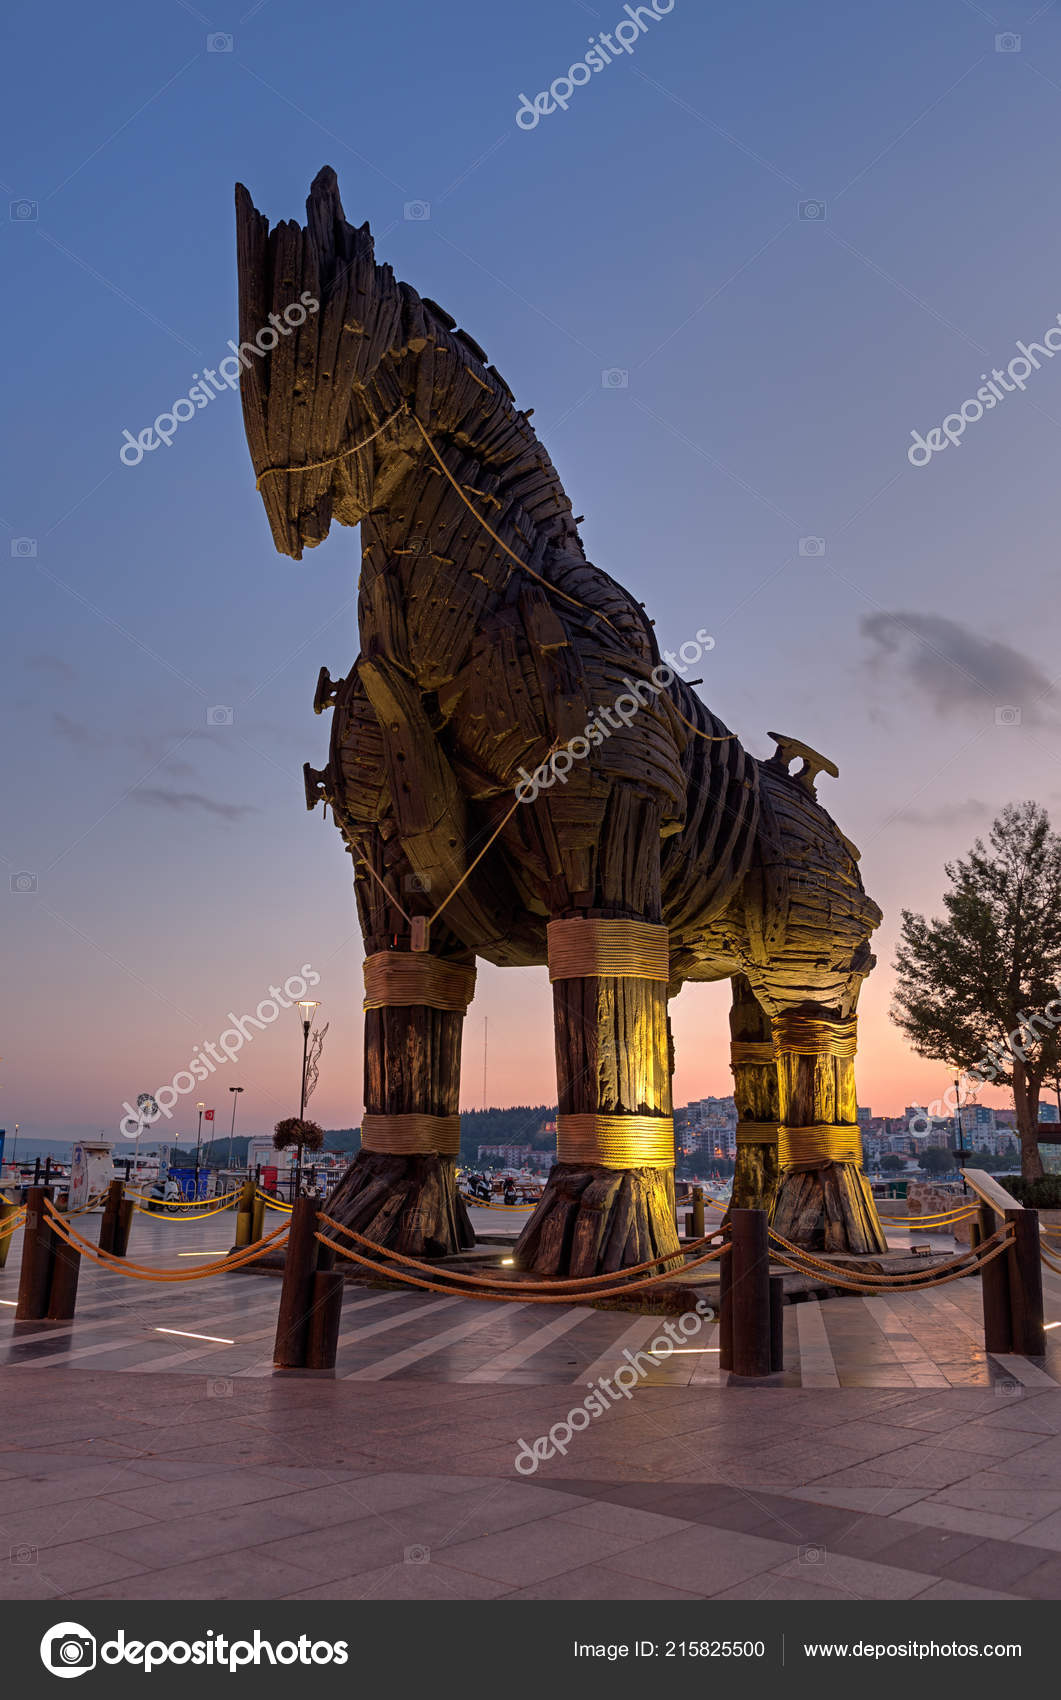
27,654,76,680
860,611,1058,725
51,711,108,750
127,788,257,821
890,798,993,828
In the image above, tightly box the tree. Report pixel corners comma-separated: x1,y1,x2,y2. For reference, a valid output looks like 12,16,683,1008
892,803,1061,1180
920,1147,954,1175
273,1117,324,1184
881,1153,906,1171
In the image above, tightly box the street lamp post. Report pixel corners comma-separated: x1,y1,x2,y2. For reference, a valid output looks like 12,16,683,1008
954,1073,969,1194
11,1124,19,1169
194,1102,205,1197
295,999,319,1197
228,1086,244,1172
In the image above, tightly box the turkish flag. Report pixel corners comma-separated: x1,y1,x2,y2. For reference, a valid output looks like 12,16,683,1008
204,1108,215,1121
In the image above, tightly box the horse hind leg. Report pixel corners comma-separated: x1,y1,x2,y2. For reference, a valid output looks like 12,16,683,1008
767,985,887,1256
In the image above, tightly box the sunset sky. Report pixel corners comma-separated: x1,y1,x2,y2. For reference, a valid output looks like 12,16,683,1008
5,0,1061,1148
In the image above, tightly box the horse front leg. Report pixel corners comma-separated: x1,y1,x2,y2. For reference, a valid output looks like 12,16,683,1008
514,793,681,1278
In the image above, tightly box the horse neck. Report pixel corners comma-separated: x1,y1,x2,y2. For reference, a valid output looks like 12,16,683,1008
356,353,586,689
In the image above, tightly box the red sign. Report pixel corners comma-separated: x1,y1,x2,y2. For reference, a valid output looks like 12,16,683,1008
203,1108,215,1121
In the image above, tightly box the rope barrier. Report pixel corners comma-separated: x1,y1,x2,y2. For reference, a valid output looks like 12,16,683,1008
133,1202,242,1221
316,1211,724,1295
42,1202,288,1282
767,1224,1004,1284
0,1209,27,1241
459,1193,537,1210
316,1228,725,1303
767,1226,1015,1293
126,1188,242,1209
256,1190,292,1212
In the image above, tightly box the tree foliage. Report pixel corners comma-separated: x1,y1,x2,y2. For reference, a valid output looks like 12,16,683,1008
273,1116,324,1153
892,802,1061,1179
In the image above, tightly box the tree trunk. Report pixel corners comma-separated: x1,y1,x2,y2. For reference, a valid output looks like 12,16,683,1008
1013,1059,1046,1180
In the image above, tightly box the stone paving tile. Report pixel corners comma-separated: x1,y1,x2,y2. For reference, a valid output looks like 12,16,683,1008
1010,1508,1061,1551
72,1548,317,1600
787,1478,933,1512
915,1579,1019,1600
894,1499,1033,1541
552,1502,693,1541
766,1551,934,1600
1012,1554,1061,1598
1,1497,157,1551
92,1503,329,1570
813,1443,979,1492
503,1564,702,1600
860,1524,984,1574
403,1515,646,1589
592,1525,795,1596
713,1573,857,1601
938,1535,1052,1592
285,1561,514,1600
1,1541,149,1595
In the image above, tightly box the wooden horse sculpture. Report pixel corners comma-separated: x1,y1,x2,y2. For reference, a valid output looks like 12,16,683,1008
235,167,887,1274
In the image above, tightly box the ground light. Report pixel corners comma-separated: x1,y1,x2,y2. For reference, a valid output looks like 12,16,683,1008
154,1328,235,1344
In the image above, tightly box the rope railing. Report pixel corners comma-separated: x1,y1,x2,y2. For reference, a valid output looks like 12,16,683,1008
458,1193,536,1210
127,1186,242,1209
256,1190,293,1213
132,1199,240,1221
315,1211,726,1303
0,1208,27,1241
767,1223,1016,1293
42,1200,287,1282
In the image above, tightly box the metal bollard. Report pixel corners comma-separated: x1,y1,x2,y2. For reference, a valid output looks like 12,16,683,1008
46,1219,82,1322
305,1269,345,1370
16,1186,56,1321
691,1186,705,1239
729,1207,772,1378
250,1193,266,1244
979,1203,1012,1353
718,1244,733,1372
1007,1207,1046,1357
273,1197,320,1369
98,1179,125,1256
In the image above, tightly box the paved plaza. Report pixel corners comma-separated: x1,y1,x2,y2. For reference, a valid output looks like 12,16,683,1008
2,1209,1061,1602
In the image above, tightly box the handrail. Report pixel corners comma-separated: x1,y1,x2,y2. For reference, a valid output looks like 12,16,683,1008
959,1167,1024,1216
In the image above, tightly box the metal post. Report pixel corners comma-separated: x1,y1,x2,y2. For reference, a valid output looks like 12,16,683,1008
47,1215,81,1322
98,1179,124,1256
305,1269,344,1370
274,1196,319,1369
691,1186,705,1239
1007,1207,1046,1357
228,1085,243,1172
0,1198,17,1270
729,1207,772,1378
718,1243,733,1372
979,1202,1012,1354
15,1186,56,1321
